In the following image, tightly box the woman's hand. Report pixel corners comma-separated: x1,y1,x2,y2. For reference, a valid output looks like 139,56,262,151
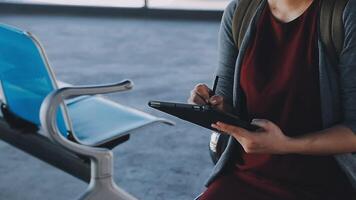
188,83,232,112
211,119,294,154
188,84,213,105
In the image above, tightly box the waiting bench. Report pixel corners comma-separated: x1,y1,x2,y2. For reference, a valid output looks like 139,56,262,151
0,23,173,199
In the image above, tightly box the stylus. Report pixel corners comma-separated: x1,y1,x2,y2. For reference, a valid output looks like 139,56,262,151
212,76,219,95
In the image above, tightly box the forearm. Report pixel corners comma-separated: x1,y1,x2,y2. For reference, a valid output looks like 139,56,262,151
288,125,356,155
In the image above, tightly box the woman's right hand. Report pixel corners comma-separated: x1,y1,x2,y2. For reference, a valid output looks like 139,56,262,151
188,84,232,112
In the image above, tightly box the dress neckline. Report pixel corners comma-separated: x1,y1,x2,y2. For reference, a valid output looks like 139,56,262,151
266,0,318,25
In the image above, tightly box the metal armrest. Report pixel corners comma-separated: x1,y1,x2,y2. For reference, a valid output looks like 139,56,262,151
40,80,133,163
40,80,137,200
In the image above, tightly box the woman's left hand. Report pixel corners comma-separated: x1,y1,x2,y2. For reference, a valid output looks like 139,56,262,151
211,119,294,154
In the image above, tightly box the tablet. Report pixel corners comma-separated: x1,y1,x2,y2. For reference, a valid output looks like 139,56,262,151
148,101,259,132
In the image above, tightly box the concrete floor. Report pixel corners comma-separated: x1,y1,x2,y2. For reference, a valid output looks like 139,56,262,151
0,13,220,200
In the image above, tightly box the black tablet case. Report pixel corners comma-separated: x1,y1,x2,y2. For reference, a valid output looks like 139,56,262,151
148,101,259,132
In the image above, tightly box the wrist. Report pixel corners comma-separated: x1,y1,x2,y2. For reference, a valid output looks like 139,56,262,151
283,136,308,154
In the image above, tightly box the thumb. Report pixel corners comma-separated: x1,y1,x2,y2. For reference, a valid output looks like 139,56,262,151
209,95,223,105
251,119,273,130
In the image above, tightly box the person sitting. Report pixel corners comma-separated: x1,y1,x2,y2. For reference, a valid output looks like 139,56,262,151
188,0,356,199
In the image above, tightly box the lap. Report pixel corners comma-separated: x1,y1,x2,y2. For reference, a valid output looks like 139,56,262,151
199,173,280,200
199,171,356,200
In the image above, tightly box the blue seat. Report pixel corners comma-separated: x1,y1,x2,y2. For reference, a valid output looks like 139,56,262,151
67,96,161,146
0,23,171,147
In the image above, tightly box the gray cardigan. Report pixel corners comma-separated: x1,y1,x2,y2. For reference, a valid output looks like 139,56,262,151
206,0,356,189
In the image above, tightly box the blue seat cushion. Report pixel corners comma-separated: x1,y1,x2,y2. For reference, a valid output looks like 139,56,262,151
67,96,158,146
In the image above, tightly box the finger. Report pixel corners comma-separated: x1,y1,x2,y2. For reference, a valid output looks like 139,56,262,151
209,95,224,106
194,84,212,102
189,91,208,105
251,119,274,130
214,122,250,139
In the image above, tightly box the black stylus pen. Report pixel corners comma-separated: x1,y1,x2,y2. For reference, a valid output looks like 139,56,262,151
207,76,219,106
212,76,219,96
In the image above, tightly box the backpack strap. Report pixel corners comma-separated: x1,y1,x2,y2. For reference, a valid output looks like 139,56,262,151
232,0,263,50
320,0,349,67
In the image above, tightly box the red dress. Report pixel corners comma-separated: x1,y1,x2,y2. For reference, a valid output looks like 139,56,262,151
200,1,355,199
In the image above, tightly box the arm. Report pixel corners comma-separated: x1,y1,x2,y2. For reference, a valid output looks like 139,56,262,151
211,119,356,155
289,125,356,155
214,1,238,106
339,0,356,135
188,1,238,111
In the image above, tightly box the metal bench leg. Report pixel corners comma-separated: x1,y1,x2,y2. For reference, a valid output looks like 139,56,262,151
78,152,136,200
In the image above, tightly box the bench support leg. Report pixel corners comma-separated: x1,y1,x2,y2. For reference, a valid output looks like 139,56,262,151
79,152,137,200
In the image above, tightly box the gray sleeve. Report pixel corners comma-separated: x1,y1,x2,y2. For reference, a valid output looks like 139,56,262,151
339,0,356,134
214,1,238,106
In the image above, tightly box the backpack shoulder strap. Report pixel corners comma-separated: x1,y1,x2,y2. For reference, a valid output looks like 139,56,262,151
232,0,263,50
320,0,348,66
